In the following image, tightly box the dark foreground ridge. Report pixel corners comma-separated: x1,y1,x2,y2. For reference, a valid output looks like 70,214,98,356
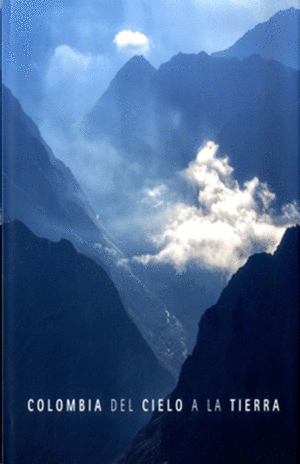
2,220,175,464
115,226,299,464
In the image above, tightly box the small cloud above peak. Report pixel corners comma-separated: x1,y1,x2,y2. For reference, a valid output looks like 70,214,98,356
114,30,150,54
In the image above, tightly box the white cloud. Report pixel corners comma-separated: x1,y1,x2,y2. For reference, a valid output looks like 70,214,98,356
114,30,150,54
133,142,299,274
45,45,104,88
43,44,114,123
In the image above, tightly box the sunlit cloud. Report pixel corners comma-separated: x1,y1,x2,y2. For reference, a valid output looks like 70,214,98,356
114,30,150,54
133,142,299,274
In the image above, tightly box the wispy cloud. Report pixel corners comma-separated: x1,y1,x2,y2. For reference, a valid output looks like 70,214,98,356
133,142,299,274
42,44,114,124
45,45,107,89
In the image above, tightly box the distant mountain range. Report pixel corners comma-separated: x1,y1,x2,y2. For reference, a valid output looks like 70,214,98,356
2,219,175,464
83,10,299,207
115,225,299,463
212,8,299,70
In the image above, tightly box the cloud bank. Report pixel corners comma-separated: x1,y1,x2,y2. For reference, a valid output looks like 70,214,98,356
134,142,299,274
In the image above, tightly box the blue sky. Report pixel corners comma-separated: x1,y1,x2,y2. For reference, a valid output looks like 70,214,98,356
2,0,299,126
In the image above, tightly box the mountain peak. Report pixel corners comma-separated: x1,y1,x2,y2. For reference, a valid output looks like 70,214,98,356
274,224,300,260
116,54,156,78
128,54,152,65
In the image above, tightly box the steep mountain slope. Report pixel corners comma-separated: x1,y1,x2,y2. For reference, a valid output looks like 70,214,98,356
212,8,300,70
115,225,299,463
83,50,299,206
85,55,157,157
2,83,189,376
2,84,103,244
2,220,175,464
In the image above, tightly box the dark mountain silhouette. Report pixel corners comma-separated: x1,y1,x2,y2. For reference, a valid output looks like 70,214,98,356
2,219,175,464
212,8,300,70
155,52,299,204
114,225,299,463
83,47,299,207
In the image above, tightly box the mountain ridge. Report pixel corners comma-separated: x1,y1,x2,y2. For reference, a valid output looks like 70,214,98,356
2,219,175,464
212,7,300,69
83,45,299,205
114,225,299,463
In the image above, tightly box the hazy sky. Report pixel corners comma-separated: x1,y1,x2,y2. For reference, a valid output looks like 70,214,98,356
2,0,299,126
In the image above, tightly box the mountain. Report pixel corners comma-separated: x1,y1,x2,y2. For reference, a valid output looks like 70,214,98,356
2,83,189,377
2,219,175,464
83,54,163,178
2,83,104,245
85,55,156,152
114,225,299,463
83,50,299,207
81,44,299,366
212,8,300,70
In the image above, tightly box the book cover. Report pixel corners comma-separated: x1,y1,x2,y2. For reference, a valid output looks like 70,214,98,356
2,1,299,463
